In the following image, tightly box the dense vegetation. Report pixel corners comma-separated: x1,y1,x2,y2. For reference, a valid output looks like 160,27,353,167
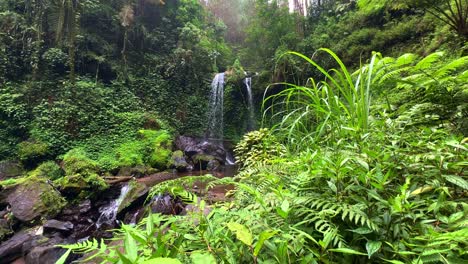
0,0,467,263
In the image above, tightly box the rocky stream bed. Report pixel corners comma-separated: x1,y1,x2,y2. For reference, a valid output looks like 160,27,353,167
0,137,237,264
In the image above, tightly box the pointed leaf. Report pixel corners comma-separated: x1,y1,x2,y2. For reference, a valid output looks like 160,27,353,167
227,222,253,246
366,240,382,258
254,230,277,256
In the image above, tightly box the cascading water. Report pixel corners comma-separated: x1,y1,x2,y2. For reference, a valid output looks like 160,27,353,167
96,184,130,228
207,73,225,140
244,77,256,131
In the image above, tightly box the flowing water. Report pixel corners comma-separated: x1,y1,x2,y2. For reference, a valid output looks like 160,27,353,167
244,77,256,131
207,73,225,140
96,184,131,228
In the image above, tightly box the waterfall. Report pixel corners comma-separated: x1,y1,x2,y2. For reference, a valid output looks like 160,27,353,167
207,73,225,140
96,184,130,228
244,77,256,131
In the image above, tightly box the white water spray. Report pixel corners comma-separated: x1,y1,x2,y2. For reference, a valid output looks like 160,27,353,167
243,77,255,131
96,184,130,228
207,73,225,140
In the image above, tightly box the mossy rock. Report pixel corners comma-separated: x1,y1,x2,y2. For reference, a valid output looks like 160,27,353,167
6,177,66,222
168,150,191,172
115,141,145,168
0,160,23,180
192,154,216,170
138,130,173,170
17,141,49,168
30,161,64,180
62,148,98,176
117,165,157,178
55,173,108,198
117,180,148,214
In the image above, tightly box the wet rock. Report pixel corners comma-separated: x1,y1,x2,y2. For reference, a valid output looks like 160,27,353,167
43,220,74,236
23,235,69,264
207,159,221,171
175,136,200,156
7,179,66,222
150,195,177,215
174,136,228,167
61,199,91,216
117,181,148,214
0,218,13,242
192,154,216,170
0,229,35,263
0,161,23,180
169,151,192,172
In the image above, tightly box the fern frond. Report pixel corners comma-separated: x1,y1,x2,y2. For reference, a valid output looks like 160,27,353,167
414,52,444,71
434,56,468,79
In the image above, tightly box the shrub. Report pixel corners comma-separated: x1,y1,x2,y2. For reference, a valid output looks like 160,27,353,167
234,128,285,168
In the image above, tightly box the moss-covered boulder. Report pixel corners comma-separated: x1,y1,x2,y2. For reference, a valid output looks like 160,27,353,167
192,154,216,170
0,161,23,181
56,148,108,197
17,141,49,168
6,178,66,222
30,161,64,180
138,130,172,170
168,150,191,172
117,180,148,214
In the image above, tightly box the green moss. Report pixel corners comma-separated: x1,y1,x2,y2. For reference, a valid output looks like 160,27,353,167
30,161,64,180
138,130,172,170
63,148,98,175
40,187,67,217
115,140,145,167
17,141,49,167
58,148,108,197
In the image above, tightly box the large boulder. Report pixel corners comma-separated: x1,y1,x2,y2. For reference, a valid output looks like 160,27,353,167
117,181,148,214
168,150,192,172
7,179,66,222
175,136,200,156
0,161,23,180
192,154,216,170
0,227,37,263
174,136,228,168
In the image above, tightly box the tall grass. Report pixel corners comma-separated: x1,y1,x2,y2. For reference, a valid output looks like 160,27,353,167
263,48,379,148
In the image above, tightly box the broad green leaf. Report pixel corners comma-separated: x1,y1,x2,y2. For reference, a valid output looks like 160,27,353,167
191,252,216,264
254,231,278,256
140,258,182,264
184,234,198,240
349,227,373,234
281,200,290,213
382,260,406,264
448,212,464,223
366,240,382,258
227,222,253,246
329,248,367,255
146,213,154,237
124,231,138,262
443,175,468,190
327,181,337,193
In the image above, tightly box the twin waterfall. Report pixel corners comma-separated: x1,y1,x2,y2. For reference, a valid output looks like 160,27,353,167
207,73,255,141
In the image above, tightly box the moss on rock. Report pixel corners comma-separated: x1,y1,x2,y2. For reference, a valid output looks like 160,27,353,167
57,148,108,198
7,177,66,222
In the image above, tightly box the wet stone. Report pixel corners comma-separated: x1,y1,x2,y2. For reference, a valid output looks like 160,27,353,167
43,220,74,235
